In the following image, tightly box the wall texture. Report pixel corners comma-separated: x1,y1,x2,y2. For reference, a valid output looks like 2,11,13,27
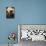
0,0,46,44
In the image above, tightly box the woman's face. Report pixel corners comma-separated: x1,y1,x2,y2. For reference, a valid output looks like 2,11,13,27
9,10,13,16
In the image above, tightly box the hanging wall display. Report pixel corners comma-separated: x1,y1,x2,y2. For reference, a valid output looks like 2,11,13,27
18,25,46,41
6,7,15,19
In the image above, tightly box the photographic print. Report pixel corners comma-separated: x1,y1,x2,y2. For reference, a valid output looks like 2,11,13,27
6,7,15,18
18,24,46,41
18,24,46,46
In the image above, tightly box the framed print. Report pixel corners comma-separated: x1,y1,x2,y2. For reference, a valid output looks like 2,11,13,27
6,7,15,19
18,24,46,41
